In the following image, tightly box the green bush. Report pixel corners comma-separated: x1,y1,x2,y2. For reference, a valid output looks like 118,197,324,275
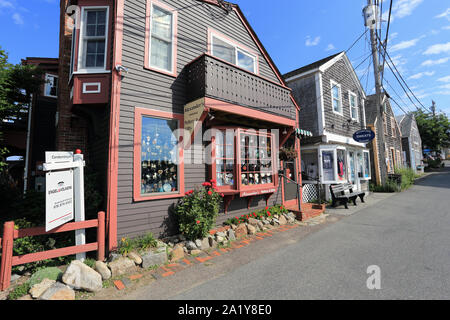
175,180,223,241
369,180,399,193
394,166,420,190
117,232,158,255
223,204,288,226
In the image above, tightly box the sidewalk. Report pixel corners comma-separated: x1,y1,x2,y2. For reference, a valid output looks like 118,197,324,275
324,192,396,216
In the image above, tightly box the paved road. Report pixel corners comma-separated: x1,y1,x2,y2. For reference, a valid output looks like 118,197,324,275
127,166,450,300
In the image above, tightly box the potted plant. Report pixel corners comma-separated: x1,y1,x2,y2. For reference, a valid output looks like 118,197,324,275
279,147,298,161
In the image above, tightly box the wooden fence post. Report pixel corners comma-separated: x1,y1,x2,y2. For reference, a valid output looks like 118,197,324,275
97,211,105,262
0,221,15,291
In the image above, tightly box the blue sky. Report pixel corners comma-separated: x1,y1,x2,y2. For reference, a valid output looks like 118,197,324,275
1,0,449,116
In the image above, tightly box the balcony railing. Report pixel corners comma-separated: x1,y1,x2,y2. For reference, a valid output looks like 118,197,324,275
185,54,296,120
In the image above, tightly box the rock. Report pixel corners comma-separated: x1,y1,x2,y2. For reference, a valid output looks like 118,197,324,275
190,249,202,256
216,236,225,243
247,224,257,235
62,260,103,292
185,241,198,250
248,218,259,226
262,219,270,225
231,224,237,230
170,244,185,262
11,274,21,283
200,237,210,250
141,251,167,269
287,216,295,223
30,278,56,299
222,239,228,246
235,224,248,239
257,221,264,230
183,246,188,253
39,282,75,300
208,236,217,249
195,239,202,248
108,257,135,277
108,252,121,262
95,261,111,280
17,294,33,300
278,215,287,225
128,252,143,265
178,234,186,241
227,229,236,241
274,214,279,219
156,240,167,248
271,218,280,226
216,231,226,238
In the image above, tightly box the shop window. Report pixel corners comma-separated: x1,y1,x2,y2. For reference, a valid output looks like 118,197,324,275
337,149,346,181
363,151,371,178
211,128,276,195
134,108,184,201
301,150,318,181
348,150,356,184
330,80,342,115
321,150,335,182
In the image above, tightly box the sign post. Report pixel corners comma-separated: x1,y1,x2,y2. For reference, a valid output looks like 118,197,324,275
44,150,86,261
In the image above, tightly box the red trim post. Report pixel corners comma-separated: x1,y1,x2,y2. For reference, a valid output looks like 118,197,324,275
0,221,15,291
97,211,105,262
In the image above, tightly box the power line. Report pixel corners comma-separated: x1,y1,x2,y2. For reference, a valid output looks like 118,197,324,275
383,76,414,113
380,0,393,85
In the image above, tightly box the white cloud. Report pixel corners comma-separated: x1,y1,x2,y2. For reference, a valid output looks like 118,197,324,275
443,26,450,30
392,0,424,18
421,57,450,66
390,37,423,52
437,75,450,82
407,71,435,80
305,36,320,47
435,8,450,21
325,43,335,51
12,12,23,24
423,42,450,55
0,0,14,9
439,83,450,89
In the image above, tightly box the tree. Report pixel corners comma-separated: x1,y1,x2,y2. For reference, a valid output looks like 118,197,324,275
413,109,450,153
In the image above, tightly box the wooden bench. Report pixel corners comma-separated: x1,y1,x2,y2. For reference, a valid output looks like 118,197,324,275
329,183,365,209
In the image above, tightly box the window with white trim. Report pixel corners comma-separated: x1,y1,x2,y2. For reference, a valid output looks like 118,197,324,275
349,91,358,121
44,74,58,98
330,80,342,114
211,35,257,73
149,4,174,73
79,7,108,71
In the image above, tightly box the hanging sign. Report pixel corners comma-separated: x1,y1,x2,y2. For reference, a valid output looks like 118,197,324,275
353,129,375,143
184,97,206,146
45,169,74,232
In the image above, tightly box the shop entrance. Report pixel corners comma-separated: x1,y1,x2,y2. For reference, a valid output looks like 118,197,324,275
281,137,300,208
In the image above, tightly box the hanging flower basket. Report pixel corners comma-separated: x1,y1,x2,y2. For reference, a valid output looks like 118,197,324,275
279,147,298,161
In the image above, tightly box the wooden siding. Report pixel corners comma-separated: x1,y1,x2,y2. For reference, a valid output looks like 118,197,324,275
117,0,286,238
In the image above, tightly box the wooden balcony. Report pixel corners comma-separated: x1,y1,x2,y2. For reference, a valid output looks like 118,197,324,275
185,54,296,120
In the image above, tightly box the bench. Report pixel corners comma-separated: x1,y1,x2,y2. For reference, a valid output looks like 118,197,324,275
329,183,365,209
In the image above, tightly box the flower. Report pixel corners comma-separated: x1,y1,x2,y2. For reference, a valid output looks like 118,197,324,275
196,220,200,224
265,206,269,210
202,182,212,187
208,190,212,195
267,211,271,216
220,193,225,197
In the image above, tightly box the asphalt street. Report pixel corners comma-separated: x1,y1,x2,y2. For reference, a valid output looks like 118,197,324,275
126,164,450,300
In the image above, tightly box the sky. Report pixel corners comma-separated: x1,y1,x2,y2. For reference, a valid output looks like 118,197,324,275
0,0,449,117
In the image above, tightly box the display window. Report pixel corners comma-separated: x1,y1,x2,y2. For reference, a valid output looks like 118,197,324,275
321,149,336,183
211,128,277,196
337,149,347,181
363,151,371,179
301,149,318,182
133,108,184,201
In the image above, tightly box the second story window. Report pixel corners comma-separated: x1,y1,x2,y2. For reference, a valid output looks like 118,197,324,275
210,33,257,73
391,117,396,137
148,3,175,74
330,80,342,114
79,7,108,71
349,92,358,121
44,74,58,98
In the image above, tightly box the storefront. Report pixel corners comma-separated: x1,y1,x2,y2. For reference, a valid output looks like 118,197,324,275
301,144,371,201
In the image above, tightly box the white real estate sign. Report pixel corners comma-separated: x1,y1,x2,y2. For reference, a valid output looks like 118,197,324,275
45,169,74,232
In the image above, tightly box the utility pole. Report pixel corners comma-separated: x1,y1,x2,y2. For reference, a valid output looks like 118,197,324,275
431,100,436,117
363,0,387,184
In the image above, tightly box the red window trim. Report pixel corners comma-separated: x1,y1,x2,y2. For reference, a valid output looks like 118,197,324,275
144,0,178,78
133,107,185,202
210,127,279,197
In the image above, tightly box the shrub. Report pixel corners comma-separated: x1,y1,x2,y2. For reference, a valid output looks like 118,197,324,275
394,166,420,190
175,179,223,241
369,180,399,193
117,232,158,255
223,205,288,226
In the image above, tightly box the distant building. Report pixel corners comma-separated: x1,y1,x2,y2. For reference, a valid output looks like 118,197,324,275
396,113,424,173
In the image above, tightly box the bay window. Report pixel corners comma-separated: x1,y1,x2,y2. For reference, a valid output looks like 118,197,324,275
134,108,184,201
211,128,276,196
79,7,108,71
210,31,257,74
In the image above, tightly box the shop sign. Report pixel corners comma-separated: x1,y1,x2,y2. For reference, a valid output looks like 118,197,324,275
45,169,74,232
184,97,206,145
353,129,375,143
240,188,276,197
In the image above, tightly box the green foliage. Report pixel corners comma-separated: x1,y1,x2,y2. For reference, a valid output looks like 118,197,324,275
223,204,288,226
83,258,96,269
118,232,158,255
413,110,450,153
369,180,399,193
28,267,63,287
7,282,31,300
394,166,420,190
175,180,223,241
